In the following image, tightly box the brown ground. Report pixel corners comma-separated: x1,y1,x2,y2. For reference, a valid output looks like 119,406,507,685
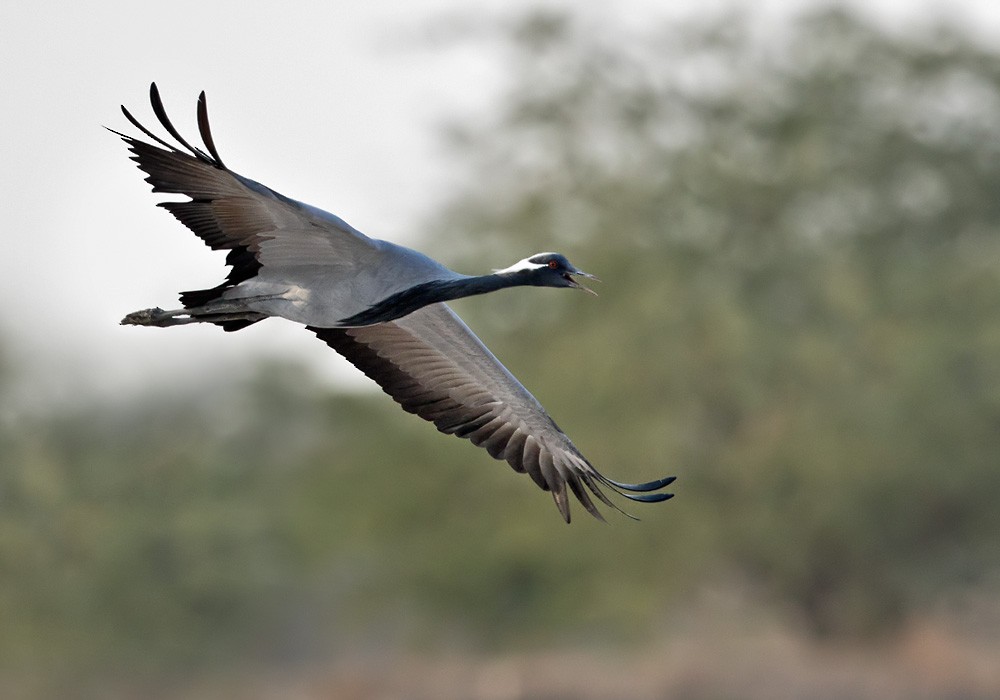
174,614,999,700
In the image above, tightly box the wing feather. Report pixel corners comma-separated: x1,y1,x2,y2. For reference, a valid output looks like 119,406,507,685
197,90,226,168
310,303,675,522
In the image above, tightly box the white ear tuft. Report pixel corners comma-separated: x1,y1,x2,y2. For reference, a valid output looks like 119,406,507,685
494,257,546,275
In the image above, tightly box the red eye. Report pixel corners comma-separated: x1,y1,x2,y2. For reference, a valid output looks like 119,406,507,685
548,260,559,269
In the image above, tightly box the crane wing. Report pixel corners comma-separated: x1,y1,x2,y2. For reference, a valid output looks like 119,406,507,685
310,303,675,522
111,83,436,327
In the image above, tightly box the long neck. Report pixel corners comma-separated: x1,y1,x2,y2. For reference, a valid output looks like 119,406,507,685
338,272,528,326
440,272,526,300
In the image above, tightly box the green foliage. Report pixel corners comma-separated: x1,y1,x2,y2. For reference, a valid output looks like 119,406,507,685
3,6,1000,694
433,8,1000,637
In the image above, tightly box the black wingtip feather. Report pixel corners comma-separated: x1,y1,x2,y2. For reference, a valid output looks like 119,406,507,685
595,474,676,498
587,471,676,517
119,103,177,152
619,491,675,503
579,472,641,521
565,473,607,524
604,475,677,493
148,82,211,163
197,90,226,168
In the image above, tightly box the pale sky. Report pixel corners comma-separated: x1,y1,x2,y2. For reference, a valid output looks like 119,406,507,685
3,0,998,410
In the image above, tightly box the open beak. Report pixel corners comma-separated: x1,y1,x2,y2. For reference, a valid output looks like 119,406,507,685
566,270,600,296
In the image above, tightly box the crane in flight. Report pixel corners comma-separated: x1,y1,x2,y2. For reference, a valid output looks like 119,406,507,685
114,83,675,522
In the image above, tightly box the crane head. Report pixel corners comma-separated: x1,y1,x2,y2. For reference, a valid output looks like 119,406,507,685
494,252,599,295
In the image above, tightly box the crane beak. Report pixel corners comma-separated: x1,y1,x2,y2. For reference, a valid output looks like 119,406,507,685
567,270,600,296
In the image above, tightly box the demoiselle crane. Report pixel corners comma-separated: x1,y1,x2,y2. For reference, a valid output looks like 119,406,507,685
114,84,675,522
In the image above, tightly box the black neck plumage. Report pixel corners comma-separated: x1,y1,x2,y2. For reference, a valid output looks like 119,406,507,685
338,272,529,327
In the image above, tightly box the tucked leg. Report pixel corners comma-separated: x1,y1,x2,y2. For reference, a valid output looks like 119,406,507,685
121,302,266,327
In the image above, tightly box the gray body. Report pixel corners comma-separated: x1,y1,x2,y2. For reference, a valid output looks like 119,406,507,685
219,194,464,327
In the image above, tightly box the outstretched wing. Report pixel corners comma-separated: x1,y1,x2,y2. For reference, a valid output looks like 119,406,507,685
310,303,675,522
111,82,424,327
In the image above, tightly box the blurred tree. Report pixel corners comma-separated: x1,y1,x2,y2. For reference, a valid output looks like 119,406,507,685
429,8,1000,637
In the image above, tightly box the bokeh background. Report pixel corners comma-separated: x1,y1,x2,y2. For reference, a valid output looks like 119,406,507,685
3,1,1000,698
